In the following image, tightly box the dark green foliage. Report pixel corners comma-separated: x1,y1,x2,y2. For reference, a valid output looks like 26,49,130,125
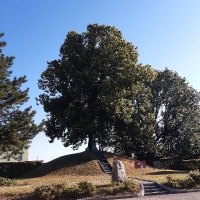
0,162,42,178
182,159,200,170
160,157,183,170
78,181,96,196
0,33,44,156
37,24,156,150
161,158,200,170
149,68,200,159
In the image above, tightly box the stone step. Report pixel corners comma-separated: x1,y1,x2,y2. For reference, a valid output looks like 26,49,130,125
143,182,169,196
101,163,110,166
93,150,112,175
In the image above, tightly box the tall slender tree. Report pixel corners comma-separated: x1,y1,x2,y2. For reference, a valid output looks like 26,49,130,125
0,33,44,157
37,24,156,151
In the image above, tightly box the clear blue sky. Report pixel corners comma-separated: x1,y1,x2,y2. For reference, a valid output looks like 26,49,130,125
1,0,200,162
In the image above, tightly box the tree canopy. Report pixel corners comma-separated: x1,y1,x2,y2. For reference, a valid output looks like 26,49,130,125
0,33,44,156
149,68,200,159
37,24,156,150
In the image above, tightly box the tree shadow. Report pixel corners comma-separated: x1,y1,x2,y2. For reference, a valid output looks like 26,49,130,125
146,170,188,175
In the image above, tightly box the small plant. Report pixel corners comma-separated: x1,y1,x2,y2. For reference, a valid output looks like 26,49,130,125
52,183,66,198
34,185,52,199
166,175,172,183
66,186,81,199
105,184,121,195
0,177,17,186
189,170,200,184
34,183,66,199
123,180,138,192
179,176,196,188
78,181,96,196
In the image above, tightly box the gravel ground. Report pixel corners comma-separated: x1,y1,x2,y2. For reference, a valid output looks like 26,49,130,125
120,192,200,200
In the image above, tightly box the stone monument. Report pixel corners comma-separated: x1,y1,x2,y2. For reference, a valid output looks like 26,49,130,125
112,160,127,183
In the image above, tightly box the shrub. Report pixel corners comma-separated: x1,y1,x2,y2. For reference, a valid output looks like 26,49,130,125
66,186,81,199
78,181,96,196
105,183,121,195
160,157,182,170
34,184,66,199
182,159,200,170
165,170,200,189
51,183,66,198
0,162,42,178
0,177,17,186
123,180,138,192
34,185,52,199
189,170,200,184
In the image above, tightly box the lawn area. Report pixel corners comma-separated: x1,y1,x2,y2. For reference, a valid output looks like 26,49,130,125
0,151,190,199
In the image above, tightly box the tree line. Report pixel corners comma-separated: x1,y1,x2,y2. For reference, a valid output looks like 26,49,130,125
1,24,200,160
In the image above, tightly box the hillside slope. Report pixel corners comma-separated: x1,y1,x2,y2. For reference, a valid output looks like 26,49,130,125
22,151,157,178
22,151,104,178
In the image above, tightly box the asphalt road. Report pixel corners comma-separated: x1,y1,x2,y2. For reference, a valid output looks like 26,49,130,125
120,192,200,200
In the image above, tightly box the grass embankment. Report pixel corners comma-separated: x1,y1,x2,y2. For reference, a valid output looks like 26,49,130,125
0,151,188,198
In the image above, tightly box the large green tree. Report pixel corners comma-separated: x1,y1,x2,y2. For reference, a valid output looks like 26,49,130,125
37,24,156,151
103,79,156,159
0,33,44,157
149,68,200,159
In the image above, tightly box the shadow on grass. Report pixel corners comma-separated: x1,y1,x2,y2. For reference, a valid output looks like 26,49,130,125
146,170,188,175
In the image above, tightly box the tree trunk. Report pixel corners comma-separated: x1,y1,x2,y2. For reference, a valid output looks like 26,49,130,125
88,133,93,151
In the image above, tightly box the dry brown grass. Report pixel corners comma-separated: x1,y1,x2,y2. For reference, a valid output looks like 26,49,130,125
22,151,104,178
104,151,188,183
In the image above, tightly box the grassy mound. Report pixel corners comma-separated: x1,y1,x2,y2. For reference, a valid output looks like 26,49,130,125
22,150,166,179
22,151,104,178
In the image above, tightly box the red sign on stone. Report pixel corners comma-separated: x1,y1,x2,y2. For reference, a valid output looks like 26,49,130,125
134,160,146,168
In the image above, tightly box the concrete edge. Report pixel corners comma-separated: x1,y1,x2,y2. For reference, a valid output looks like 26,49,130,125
154,181,180,193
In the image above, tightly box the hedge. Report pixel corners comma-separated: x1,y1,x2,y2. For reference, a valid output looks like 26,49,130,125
181,159,200,170
160,157,182,170
160,157,200,170
0,162,42,178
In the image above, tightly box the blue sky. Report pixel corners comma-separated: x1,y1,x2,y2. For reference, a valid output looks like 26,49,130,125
1,0,200,162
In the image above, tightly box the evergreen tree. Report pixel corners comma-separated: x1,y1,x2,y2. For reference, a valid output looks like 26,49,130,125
0,33,44,156
149,68,200,159
37,24,156,150
111,83,155,159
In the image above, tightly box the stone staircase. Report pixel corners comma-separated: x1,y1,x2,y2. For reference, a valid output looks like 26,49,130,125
141,181,169,196
93,150,112,175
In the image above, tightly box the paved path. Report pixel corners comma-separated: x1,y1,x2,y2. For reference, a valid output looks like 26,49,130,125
120,191,200,200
